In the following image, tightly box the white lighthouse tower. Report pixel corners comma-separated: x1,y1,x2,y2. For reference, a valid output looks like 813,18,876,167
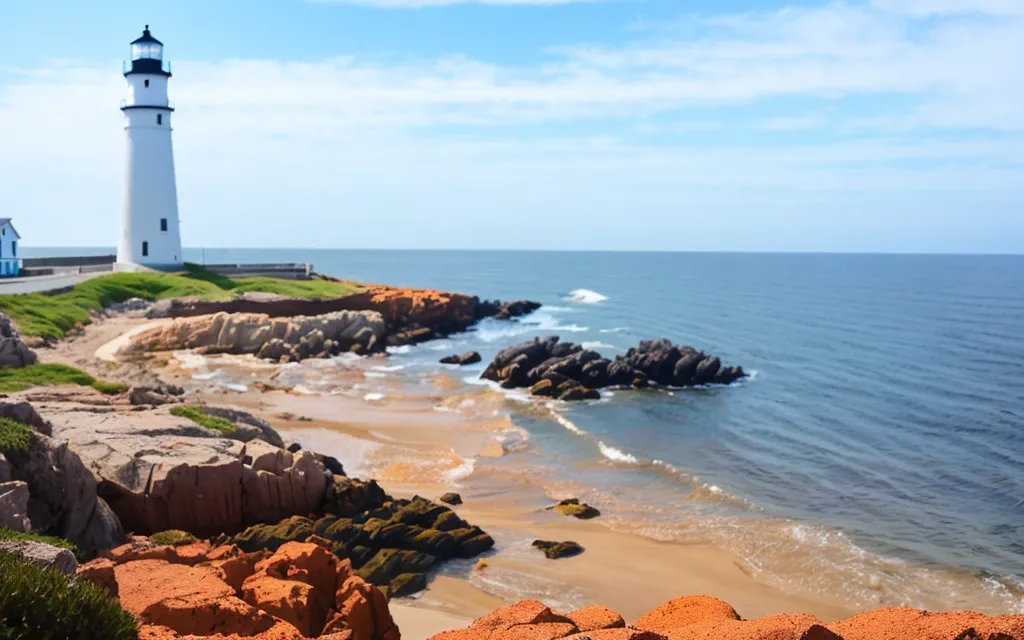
117,26,183,270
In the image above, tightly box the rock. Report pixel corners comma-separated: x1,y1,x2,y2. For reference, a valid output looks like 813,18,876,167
123,310,388,362
492,300,543,321
37,401,327,538
242,542,341,636
531,540,584,559
550,498,600,520
440,352,482,366
1,421,124,552
0,401,52,436
199,406,285,448
0,480,31,532
0,311,37,368
483,337,745,401
564,630,665,640
0,453,10,483
827,608,1024,640
473,600,577,632
76,557,119,597
389,572,428,598
129,387,176,406
566,606,625,632
108,297,152,313
0,539,78,575
634,595,740,636
439,492,462,506
330,573,401,640
287,441,303,453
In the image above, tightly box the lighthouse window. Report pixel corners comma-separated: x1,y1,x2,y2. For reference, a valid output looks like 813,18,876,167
144,79,150,88
142,241,149,257
157,114,163,125
160,218,168,232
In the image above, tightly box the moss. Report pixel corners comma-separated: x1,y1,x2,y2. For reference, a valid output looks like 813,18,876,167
233,516,314,554
0,550,138,640
0,528,84,563
552,498,601,520
388,572,428,598
0,418,33,454
170,405,236,435
0,265,364,340
149,530,198,547
532,539,584,559
0,363,125,395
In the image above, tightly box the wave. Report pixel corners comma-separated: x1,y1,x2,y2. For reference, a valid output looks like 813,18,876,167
582,341,619,351
566,289,608,304
386,345,413,355
370,364,408,372
445,456,477,484
549,410,588,435
475,311,588,342
599,327,629,334
363,392,386,402
222,383,248,393
598,441,640,464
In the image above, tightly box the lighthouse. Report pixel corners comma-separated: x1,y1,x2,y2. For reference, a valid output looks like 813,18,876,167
117,26,183,270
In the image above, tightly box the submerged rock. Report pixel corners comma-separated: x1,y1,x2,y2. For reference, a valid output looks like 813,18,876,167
550,498,601,520
483,336,746,401
440,352,482,366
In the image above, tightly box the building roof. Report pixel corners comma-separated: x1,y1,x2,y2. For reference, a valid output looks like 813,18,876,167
131,26,163,46
0,219,21,239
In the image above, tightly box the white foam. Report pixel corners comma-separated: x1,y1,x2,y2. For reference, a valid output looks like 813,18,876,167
174,351,209,370
223,383,248,393
549,410,587,435
566,289,608,304
363,392,386,402
331,353,363,366
292,384,317,396
191,370,223,381
582,341,617,351
599,327,628,334
445,457,477,484
387,345,413,355
598,441,640,464
364,372,388,379
370,364,407,372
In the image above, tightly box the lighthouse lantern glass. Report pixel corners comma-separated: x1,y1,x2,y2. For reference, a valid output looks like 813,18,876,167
132,43,163,60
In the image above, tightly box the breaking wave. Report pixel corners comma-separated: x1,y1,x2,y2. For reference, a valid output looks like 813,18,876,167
598,441,640,464
566,289,608,304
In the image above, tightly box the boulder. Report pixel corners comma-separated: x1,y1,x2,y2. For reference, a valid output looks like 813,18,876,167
550,498,601,520
0,480,31,532
440,352,482,366
0,311,37,368
0,401,52,436
566,606,625,632
439,492,462,506
532,540,584,559
129,387,177,406
634,596,740,635
0,539,78,575
330,573,401,640
76,557,119,597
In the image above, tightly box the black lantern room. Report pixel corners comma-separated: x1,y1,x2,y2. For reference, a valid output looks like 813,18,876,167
125,26,171,77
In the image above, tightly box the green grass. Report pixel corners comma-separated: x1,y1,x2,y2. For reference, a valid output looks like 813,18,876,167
170,405,236,436
0,264,363,341
0,364,127,395
0,550,138,640
0,528,84,563
0,418,33,455
149,530,199,547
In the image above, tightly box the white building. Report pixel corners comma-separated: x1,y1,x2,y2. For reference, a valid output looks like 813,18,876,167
0,219,22,277
117,26,184,270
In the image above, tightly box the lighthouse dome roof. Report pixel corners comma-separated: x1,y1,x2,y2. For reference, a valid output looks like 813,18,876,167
131,26,163,46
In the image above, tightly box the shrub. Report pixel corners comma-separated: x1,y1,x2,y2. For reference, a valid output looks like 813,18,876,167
0,550,138,640
149,530,198,547
170,405,236,435
0,528,84,564
0,363,126,395
0,417,33,455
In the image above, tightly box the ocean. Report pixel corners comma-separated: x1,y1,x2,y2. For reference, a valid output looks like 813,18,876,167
24,248,1024,612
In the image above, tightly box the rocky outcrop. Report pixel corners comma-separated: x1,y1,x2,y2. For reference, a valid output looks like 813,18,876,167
145,285,541,348
0,539,78,575
233,496,494,598
0,480,31,531
0,405,124,552
440,352,482,366
102,536,398,639
431,596,1024,640
123,310,388,361
532,540,584,559
199,406,286,448
0,310,38,368
482,337,746,401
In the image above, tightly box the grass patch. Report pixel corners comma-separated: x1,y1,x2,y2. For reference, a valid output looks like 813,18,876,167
0,550,138,640
0,363,127,395
149,530,198,547
170,405,236,436
0,264,363,340
0,528,84,563
0,418,33,455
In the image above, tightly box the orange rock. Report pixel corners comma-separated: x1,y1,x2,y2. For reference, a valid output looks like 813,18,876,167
115,559,275,637
107,538,211,566
828,607,1024,640
663,613,840,640
212,551,268,594
242,575,330,637
255,541,341,599
566,606,625,632
490,622,578,640
330,574,400,640
564,630,666,640
473,601,576,632
76,557,119,597
633,596,740,636
206,544,241,562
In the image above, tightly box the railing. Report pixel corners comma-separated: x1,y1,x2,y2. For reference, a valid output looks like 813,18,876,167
122,59,172,75
120,98,176,110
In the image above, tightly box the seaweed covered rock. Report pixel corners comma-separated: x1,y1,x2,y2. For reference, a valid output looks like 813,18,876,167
234,496,493,598
549,498,601,520
483,336,746,401
440,352,482,366
532,540,584,559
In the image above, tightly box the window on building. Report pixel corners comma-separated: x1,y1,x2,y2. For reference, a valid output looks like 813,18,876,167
142,241,149,257
11,241,16,258
157,114,163,125
145,79,150,88
160,218,168,232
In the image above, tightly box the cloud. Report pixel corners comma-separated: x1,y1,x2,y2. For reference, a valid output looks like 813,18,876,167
1,1,1023,251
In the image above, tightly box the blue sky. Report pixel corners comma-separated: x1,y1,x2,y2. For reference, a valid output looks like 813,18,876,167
1,0,1022,252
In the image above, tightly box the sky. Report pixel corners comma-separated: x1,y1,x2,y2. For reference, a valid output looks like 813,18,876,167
0,0,1022,252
